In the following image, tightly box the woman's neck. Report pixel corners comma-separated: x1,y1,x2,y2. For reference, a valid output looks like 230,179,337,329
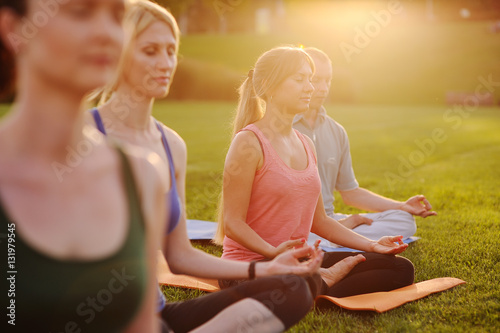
2,77,86,162
260,103,295,136
102,85,155,132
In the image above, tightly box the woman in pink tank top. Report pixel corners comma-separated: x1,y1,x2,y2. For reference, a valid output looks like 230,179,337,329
215,46,415,297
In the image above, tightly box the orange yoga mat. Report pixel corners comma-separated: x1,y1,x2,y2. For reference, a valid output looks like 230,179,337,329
157,251,220,292
316,277,466,313
157,251,465,311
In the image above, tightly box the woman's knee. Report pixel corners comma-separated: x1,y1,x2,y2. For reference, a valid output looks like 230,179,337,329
264,274,314,309
361,253,415,288
287,275,314,308
267,275,314,328
394,255,415,286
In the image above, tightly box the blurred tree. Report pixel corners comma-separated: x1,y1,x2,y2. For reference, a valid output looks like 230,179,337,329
156,0,194,17
156,0,221,33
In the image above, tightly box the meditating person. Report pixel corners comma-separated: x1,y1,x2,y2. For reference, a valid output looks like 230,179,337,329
215,46,415,298
0,0,168,332
293,47,436,242
87,1,323,332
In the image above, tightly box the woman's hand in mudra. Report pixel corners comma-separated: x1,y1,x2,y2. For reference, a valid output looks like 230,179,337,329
271,238,306,258
261,245,324,277
370,235,408,254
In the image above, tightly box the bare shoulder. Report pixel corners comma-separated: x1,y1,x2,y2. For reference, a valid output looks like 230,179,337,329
226,130,263,168
121,143,169,195
159,123,186,152
231,130,262,153
158,122,187,163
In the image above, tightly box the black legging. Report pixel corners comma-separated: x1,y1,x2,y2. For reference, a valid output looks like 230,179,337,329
219,252,414,299
161,275,314,333
320,252,415,297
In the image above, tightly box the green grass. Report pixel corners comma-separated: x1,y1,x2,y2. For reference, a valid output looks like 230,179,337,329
1,102,499,331
152,102,500,332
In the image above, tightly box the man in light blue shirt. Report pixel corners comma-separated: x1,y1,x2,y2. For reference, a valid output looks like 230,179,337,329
293,47,436,243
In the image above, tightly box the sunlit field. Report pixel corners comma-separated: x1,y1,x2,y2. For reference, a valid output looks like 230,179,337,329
150,101,499,333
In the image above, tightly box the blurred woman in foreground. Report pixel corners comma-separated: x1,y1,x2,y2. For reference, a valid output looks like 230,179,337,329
0,0,168,331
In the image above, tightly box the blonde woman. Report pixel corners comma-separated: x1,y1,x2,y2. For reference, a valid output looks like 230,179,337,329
216,46,415,298
88,1,323,332
0,0,169,332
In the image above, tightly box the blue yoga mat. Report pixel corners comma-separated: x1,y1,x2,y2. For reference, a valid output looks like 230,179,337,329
187,219,218,240
186,219,420,252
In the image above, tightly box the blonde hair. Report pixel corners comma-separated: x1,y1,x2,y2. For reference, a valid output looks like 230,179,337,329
213,46,315,245
88,0,180,105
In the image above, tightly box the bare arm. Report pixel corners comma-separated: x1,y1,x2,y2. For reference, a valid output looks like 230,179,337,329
166,218,322,280
340,187,402,211
221,131,274,258
312,190,376,251
340,187,437,218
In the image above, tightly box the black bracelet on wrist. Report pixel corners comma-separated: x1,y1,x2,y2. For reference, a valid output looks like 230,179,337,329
248,260,257,280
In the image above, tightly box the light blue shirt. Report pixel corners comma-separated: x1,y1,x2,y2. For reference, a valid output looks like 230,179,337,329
293,107,359,215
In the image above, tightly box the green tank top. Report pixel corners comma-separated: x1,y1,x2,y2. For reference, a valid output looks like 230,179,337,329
0,147,148,332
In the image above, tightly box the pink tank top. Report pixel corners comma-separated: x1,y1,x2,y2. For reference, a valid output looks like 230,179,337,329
222,124,321,261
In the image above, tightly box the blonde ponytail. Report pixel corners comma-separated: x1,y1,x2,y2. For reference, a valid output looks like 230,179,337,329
231,71,264,137
213,46,315,246
213,193,225,245
214,72,263,245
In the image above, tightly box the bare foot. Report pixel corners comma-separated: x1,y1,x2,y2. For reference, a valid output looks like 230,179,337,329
320,254,366,288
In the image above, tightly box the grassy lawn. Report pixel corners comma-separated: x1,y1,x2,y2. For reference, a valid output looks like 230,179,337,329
1,102,498,331
152,101,500,332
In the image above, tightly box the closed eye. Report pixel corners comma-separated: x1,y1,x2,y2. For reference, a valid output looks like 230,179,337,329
167,46,177,57
68,3,93,19
143,47,157,56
